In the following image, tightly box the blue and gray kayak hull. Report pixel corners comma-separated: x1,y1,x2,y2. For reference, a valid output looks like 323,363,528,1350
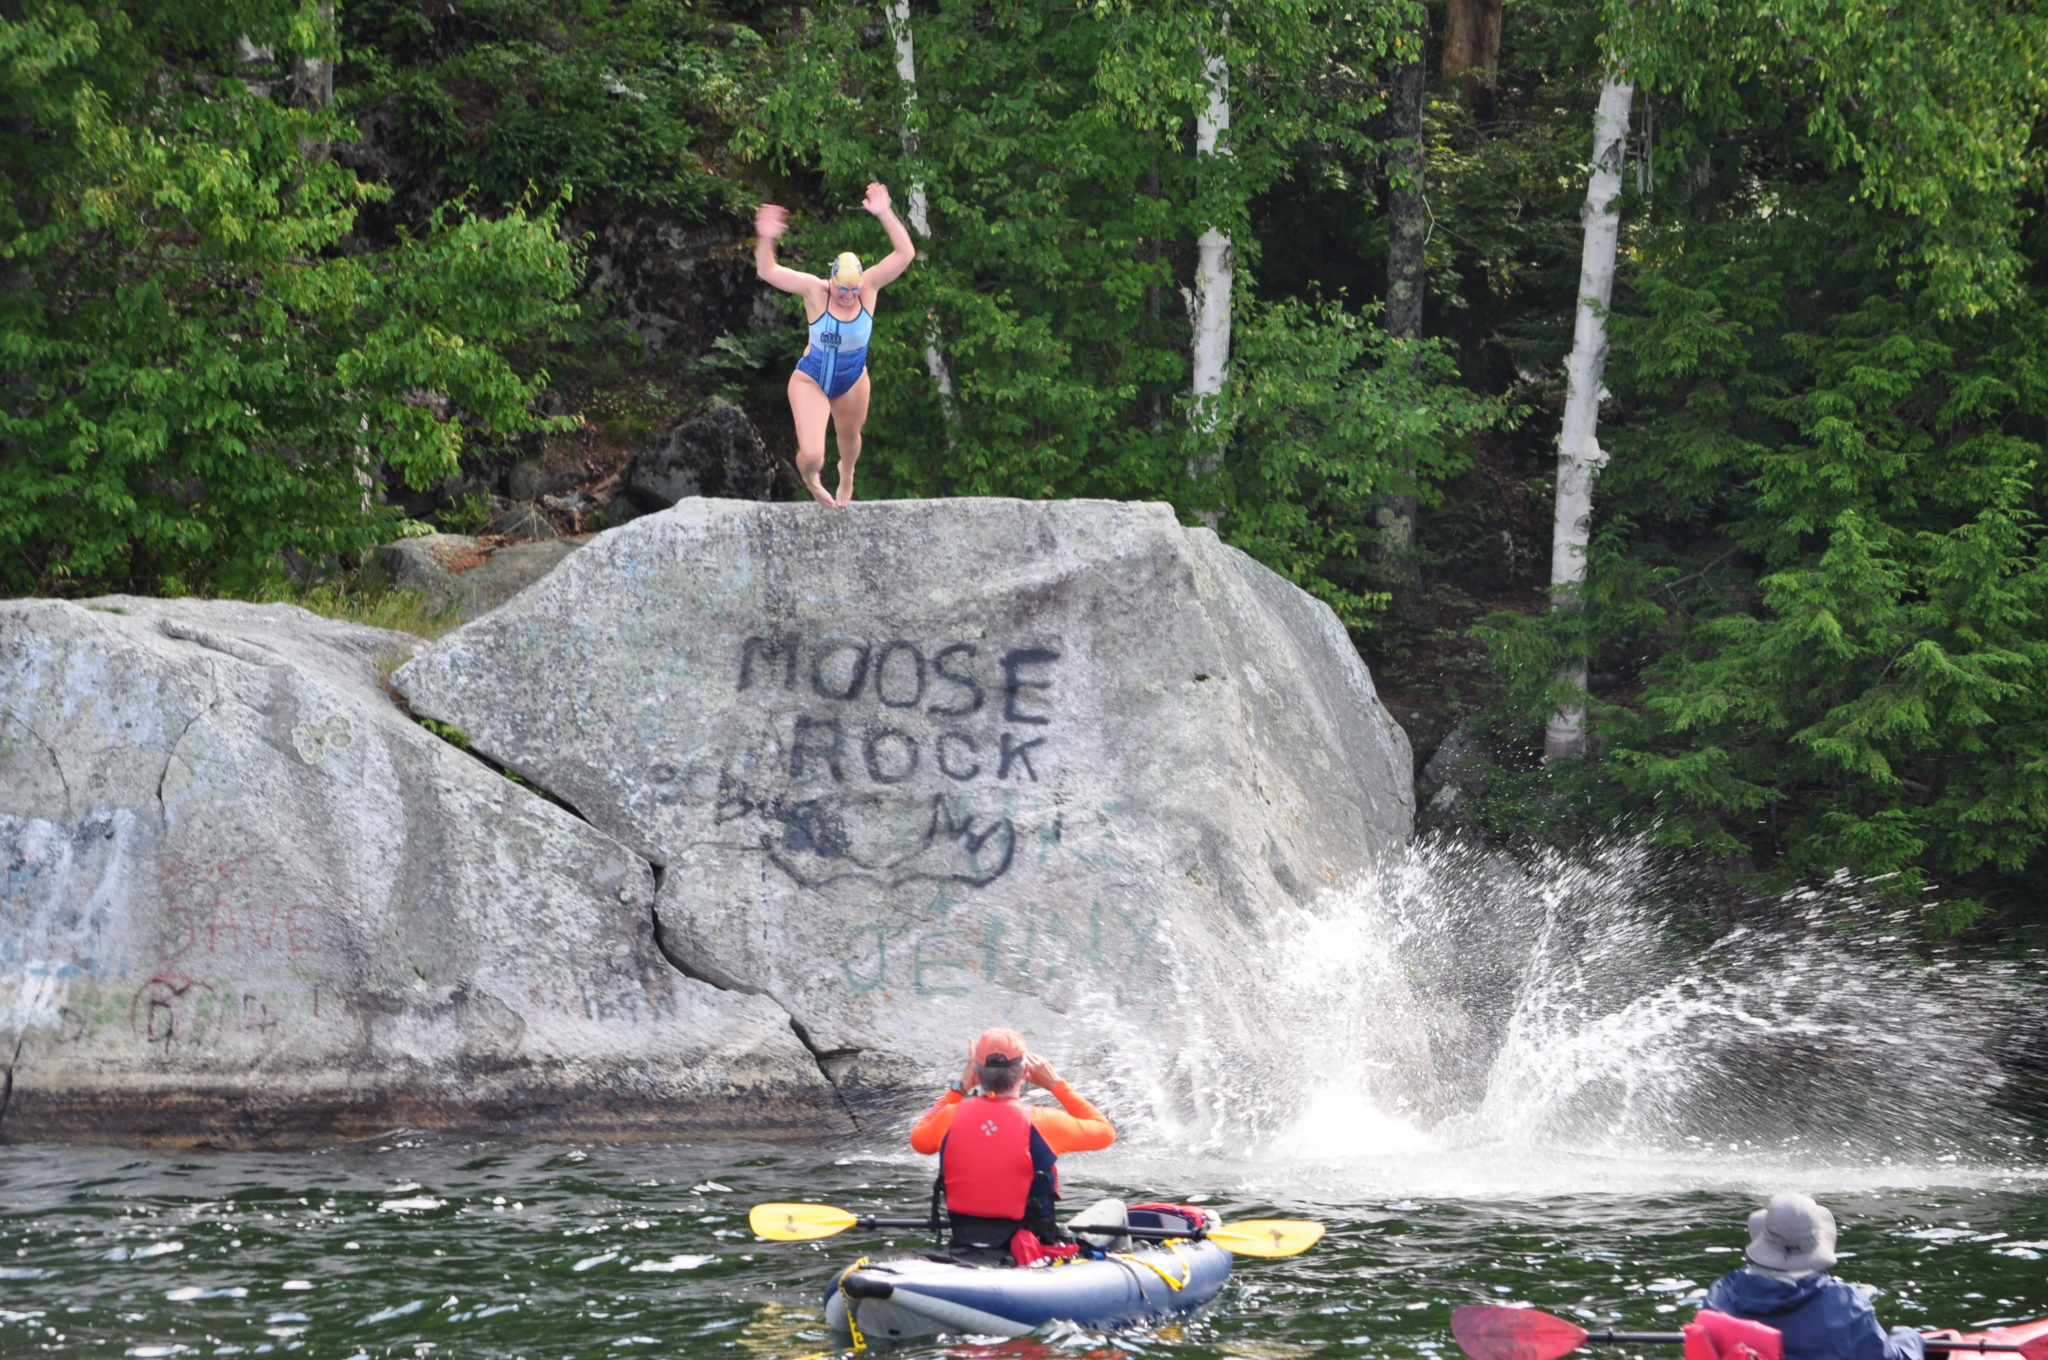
823,1242,1231,1341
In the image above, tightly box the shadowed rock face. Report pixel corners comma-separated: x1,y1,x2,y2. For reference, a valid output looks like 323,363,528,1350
369,534,591,624
0,597,846,1147
625,399,778,509
394,498,1413,1116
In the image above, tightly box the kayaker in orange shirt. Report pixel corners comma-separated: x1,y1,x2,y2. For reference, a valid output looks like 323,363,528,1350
910,1027,1115,1255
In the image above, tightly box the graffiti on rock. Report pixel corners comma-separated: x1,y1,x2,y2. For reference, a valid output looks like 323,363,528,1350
2,811,142,1039
737,635,1061,787
715,780,1015,889
838,898,1162,1000
127,973,299,1048
722,634,1063,890
129,973,218,1045
154,853,323,962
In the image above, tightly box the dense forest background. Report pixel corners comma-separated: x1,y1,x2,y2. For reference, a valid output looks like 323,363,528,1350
4,0,2044,934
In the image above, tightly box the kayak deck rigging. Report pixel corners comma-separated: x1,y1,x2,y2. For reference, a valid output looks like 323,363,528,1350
822,1203,1231,1345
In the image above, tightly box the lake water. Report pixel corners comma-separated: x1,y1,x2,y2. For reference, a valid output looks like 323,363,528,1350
4,1132,2046,1360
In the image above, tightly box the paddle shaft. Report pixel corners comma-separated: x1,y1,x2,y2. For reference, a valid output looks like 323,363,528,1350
1581,1333,2035,1354
1584,1335,1689,1347
847,1215,1209,1244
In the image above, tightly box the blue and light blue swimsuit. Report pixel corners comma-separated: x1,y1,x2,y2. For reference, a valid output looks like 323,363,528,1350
795,304,873,399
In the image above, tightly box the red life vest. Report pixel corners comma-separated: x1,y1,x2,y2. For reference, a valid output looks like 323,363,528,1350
1684,1310,1785,1360
940,1095,1046,1220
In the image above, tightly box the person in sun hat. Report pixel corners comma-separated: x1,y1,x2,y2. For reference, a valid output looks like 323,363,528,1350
752,182,915,509
909,1027,1115,1259
1701,1193,1926,1360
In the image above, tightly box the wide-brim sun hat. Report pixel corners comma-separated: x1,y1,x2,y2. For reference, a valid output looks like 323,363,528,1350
1746,1193,1838,1273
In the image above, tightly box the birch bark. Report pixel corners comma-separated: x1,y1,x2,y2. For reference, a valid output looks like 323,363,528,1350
1186,14,1232,488
884,1,958,441
293,4,335,113
1543,74,1634,762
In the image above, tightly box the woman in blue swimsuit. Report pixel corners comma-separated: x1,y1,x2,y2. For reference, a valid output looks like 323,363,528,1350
754,183,916,507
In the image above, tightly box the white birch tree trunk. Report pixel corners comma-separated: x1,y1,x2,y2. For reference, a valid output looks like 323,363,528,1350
885,1,958,441
293,4,335,115
1186,14,1232,489
1543,73,1634,762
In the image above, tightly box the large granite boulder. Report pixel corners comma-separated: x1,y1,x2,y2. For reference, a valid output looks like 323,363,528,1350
395,498,1413,1115
0,597,845,1146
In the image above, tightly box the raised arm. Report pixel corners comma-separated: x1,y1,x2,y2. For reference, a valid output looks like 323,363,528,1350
909,1058,979,1154
859,182,917,292
1022,1053,1115,1153
753,203,820,297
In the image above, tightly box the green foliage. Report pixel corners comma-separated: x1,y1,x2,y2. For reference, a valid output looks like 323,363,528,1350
1604,276,2048,923
261,577,459,639
1206,299,1501,625
1470,56,2048,926
0,0,577,597
435,490,496,536
344,0,761,223
692,328,788,401
341,0,755,219
417,716,471,750
1617,0,2048,315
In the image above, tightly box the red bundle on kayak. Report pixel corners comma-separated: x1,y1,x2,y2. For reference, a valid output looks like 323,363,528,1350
1008,1230,1080,1267
1685,1310,1785,1360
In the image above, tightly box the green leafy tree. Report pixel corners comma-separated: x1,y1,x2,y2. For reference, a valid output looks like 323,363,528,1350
1600,201,2048,929
1210,296,1500,625
340,0,755,221
0,0,576,596
1474,0,2048,925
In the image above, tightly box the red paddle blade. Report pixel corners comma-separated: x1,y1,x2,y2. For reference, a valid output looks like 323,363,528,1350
1982,1335,2048,1360
1454,1305,1593,1360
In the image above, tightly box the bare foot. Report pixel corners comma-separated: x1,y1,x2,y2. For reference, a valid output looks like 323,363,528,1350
833,464,856,506
803,476,837,508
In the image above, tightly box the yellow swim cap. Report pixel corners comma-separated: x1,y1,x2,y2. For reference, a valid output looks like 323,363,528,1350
829,252,864,287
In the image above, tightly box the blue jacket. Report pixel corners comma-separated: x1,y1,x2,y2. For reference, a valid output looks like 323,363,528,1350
1703,1268,1926,1360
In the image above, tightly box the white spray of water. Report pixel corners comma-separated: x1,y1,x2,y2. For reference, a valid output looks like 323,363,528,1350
1100,837,2038,1186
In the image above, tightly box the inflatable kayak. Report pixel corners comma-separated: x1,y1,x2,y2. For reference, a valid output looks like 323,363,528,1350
822,1205,1231,1343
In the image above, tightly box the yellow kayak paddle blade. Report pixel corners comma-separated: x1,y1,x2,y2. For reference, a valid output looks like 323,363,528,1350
1205,1219,1325,1258
749,1202,859,1241
747,1201,1324,1257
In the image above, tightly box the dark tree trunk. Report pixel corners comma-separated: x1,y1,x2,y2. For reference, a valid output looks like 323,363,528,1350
1143,156,1163,432
1377,7,1427,578
1441,0,1503,116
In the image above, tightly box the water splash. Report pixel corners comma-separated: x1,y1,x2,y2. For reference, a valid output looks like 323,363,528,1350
1119,837,2038,1172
